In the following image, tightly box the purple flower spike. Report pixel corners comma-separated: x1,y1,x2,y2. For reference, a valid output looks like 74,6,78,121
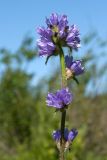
66,25,80,49
46,88,73,109
68,129,78,141
65,55,84,77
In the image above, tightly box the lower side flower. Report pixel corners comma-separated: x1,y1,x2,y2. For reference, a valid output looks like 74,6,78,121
52,128,78,151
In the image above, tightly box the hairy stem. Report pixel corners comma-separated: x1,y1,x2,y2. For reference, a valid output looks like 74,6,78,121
59,47,67,160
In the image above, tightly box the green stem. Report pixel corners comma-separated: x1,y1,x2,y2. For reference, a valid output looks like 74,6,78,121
60,110,66,140
59,47,67,88
59,47,67,160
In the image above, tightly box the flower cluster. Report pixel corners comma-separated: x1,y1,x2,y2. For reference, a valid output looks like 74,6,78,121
52,128,78,150
46,88,73,109
65,55,84,79
52,128,78,141
37,13,80,56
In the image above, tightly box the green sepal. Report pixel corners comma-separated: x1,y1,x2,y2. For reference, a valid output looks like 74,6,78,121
73,76,79,85
45,55,52,65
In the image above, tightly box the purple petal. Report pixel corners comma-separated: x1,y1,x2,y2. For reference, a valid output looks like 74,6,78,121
68,129,78,141
71,60,84,75
66,25,80,49
65,55,73,68
52,130,61,141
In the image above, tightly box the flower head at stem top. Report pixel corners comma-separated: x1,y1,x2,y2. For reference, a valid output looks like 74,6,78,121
46,88,73,109
65,55,84,80
37,13,81,58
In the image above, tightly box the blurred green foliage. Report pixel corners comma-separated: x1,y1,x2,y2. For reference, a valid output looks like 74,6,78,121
0,34,107,160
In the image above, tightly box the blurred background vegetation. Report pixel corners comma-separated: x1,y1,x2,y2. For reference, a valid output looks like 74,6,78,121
0,32,107,160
